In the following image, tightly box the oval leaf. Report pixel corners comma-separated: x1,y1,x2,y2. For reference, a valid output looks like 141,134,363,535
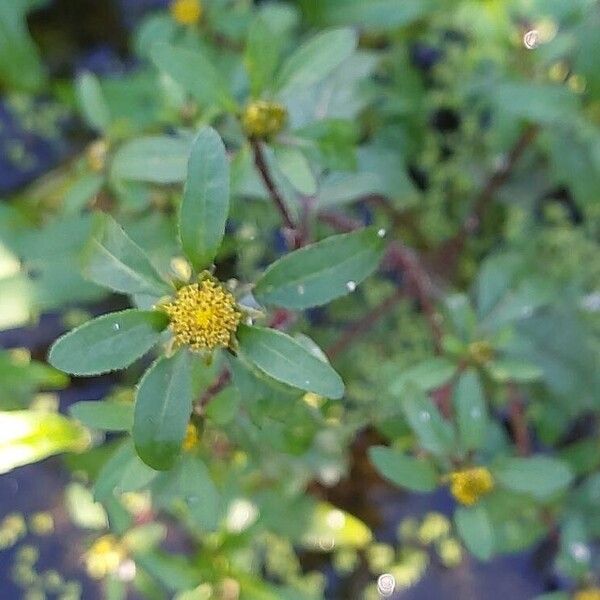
455,505,494,561
369,446,438,492
83,214,172,296
179,127,230,271
275,28,357,95
110,136,191,184
49,309,169,376
453,369,488,452
133,350,192,471
494,456,574,500
76,72,111,132
236,325,344,399
70,401,133,432
150,43,235,110
254,228,385,309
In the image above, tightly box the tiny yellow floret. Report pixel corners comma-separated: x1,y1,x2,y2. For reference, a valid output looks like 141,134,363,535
575,590,600,600
242,100,287,140
85,535,125,579
468,340,494,366
182,422,200,451
162,279,241,352
448,467,494,506
170,0,202,25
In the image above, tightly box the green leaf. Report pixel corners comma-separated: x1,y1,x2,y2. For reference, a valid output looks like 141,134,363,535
454,369,488,452
494,456,574,500
179,127,230,271
401,386,455,457
133,350,192,471
63,172,104,214
254,228,385,310
83,214,172,297
369,446,438,492
76,72,111,132
205,387,240,426
0,410,90,474
48,309,169,376
110,136,192,184
274,146,317,196
150,43,236,110
236,325,344,399
455,505,494,561
153,455,222,530
275,28,357,95
244,15,282,97
390,357,456,395
486,359,542,383
70,401,133,432
136,551,200,592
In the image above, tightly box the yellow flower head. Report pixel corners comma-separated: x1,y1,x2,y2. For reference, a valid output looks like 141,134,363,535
182,422,200,451
170,0,202,25
85,535,125,579
162,278,241,352
575,590,600,600
448,467,494,506
242,100,287,140
468,340,494,366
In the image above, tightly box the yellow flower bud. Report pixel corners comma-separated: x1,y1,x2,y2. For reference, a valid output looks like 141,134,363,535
242,100,287,140
170,0,202,25
467,340,494,366
448,467,494,506
182,422,201,451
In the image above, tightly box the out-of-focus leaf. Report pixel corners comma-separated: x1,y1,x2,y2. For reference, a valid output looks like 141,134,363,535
70,401,133,432
110,136,192,184
455,505,494,561
390,358,456,395
494,456,573,499
369,446,438,492
453,369,488,451
0,410,90,474
76,72,111,132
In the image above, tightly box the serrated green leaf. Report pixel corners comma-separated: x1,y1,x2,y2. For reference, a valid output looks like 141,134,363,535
48,309,168,376
369,446,438,492
76,72,111,132
254,228,385,310
110,136,191,184
454,369,488,452
494,456,574,500
83,214,172,297
70,401,133,432
236,325,344,398
401,386,455,457
0,410,90,474
455,505,494,561
275,28,357,95
150,43,236,110
179,127,230,271
133,350,192,471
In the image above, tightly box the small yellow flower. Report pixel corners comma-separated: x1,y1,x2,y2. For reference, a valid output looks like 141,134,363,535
182,422,200,451
575,589,600,600
170,0,202,25
242,100,287,140
468,340,494,366
448,467,494,506
85,535,125,579
162,278,241,352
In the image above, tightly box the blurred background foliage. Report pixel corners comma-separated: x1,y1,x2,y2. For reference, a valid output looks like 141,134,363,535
0,0,599,598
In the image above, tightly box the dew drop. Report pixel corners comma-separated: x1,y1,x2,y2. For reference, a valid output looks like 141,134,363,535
419,411,431,422
523,29,539,49
377,228,386,238
470,408,481,418
187,496,199,505
112,323,120,331
377,573,396,597
297,284,305,295
346,281,356,292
